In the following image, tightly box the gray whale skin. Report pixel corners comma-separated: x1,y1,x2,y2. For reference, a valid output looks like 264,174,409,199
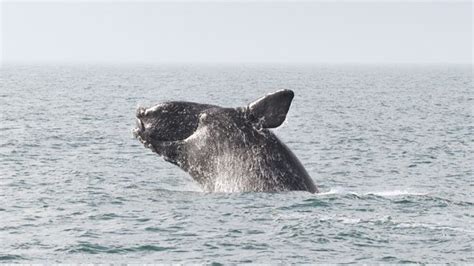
133,89,318,193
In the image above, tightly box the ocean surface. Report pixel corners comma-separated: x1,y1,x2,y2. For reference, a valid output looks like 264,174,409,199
0,64,472,263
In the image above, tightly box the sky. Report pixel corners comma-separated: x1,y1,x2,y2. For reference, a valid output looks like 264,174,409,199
1,1,472,64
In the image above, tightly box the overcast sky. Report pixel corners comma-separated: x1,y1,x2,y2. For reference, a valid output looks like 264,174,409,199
1,1,472,64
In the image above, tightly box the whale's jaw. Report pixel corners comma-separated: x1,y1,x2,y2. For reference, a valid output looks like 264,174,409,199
132,117,144,135
132,117,153,151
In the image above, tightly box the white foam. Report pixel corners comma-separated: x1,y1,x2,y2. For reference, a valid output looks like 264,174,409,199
338,217,362,224
317,187,350,195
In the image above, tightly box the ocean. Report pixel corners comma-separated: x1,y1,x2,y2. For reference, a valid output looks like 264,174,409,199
0,64,472,263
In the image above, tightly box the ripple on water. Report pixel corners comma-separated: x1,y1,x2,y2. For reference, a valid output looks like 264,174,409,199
0,254,27,261
65,242,172,254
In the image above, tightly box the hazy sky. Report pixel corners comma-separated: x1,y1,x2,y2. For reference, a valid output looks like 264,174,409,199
1,1,472,64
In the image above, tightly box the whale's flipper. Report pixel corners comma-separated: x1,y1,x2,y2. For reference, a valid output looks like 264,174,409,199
247,89,294,128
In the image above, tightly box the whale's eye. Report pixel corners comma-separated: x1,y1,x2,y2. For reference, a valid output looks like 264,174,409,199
247,113,256,122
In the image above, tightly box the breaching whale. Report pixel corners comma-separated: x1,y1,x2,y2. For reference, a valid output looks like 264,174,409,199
132,89,317,193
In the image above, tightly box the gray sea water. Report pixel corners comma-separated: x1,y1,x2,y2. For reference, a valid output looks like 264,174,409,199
0,64,472,263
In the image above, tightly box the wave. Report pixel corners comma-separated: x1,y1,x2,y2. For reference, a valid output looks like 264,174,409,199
318,187,427,197
315,214,474,234
395,222,474,234
0,254,26,261
366,190,428,197
64,243,172,254
316,187,473,207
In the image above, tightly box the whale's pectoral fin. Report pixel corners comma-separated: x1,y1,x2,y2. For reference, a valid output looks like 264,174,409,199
247,89,294,128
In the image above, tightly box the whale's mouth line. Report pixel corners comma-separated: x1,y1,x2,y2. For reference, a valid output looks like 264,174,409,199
136,117,144,131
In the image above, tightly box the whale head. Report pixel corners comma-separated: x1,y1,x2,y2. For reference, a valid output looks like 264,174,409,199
133,101,214,147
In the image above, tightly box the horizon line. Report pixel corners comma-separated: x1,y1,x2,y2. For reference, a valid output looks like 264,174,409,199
1,61,472,67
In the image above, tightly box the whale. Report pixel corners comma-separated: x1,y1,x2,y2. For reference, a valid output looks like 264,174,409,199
132,89,317,193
